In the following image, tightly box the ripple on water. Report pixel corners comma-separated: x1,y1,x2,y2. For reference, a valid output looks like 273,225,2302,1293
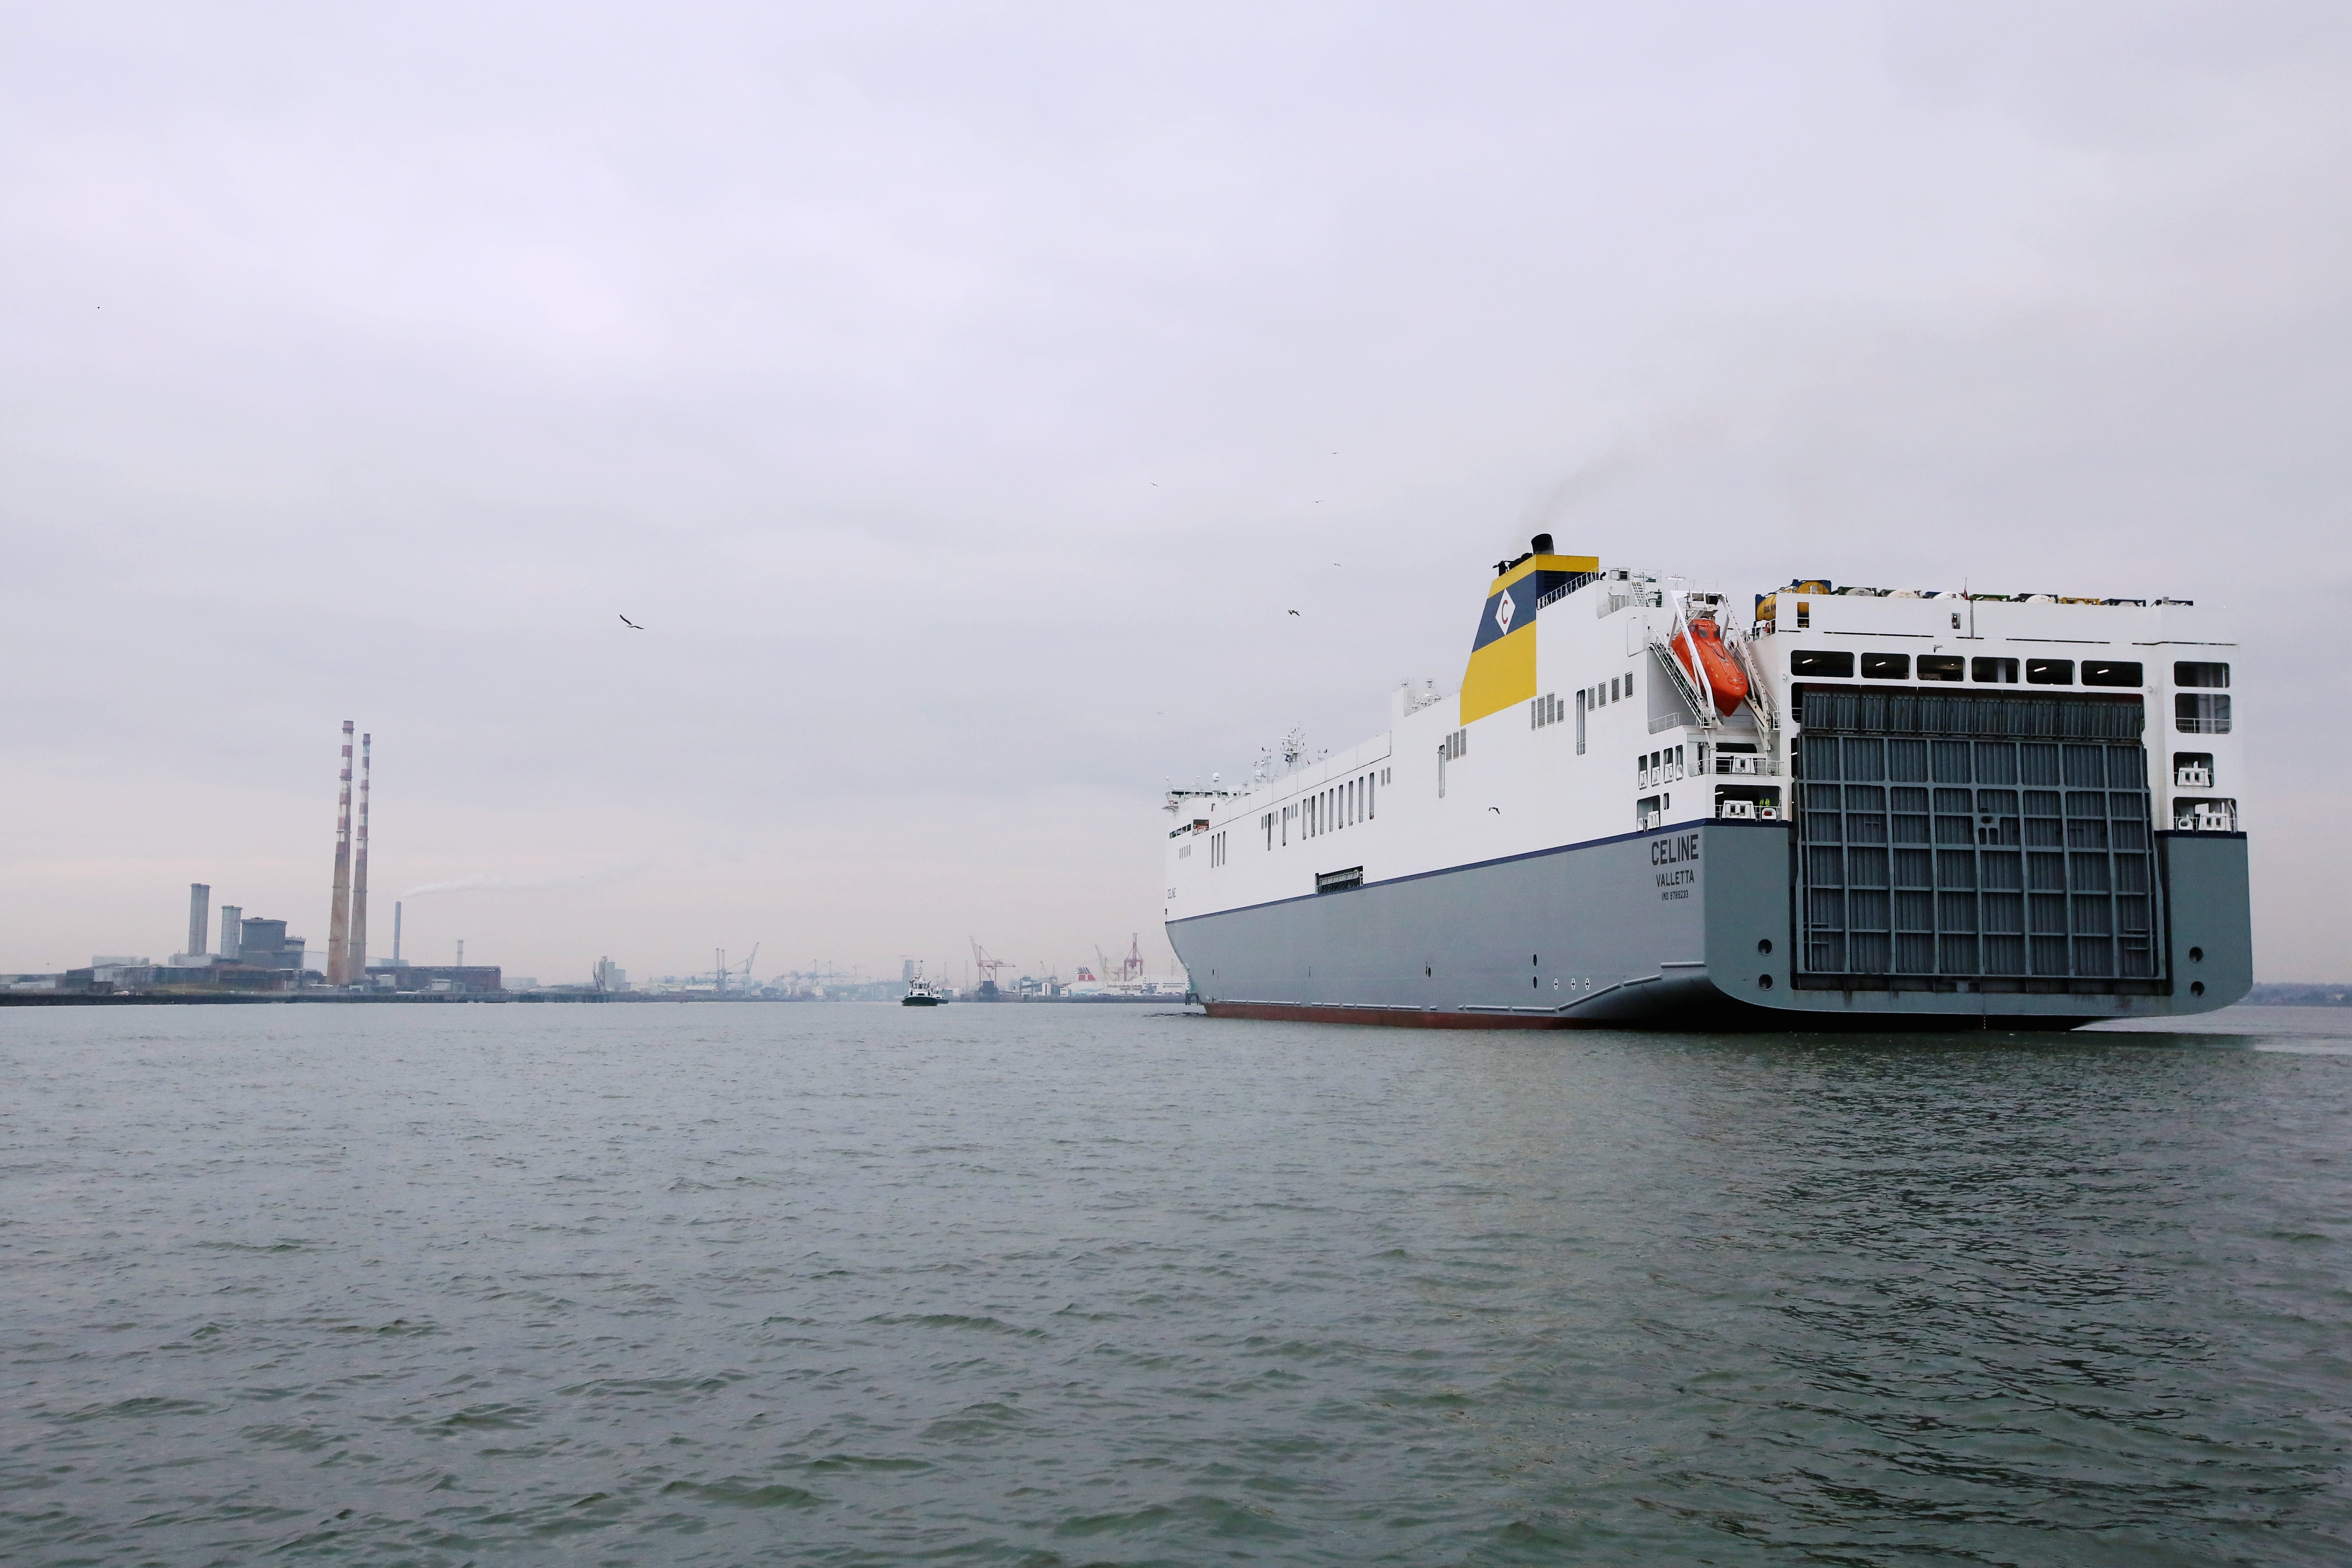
0,1003,2347,1566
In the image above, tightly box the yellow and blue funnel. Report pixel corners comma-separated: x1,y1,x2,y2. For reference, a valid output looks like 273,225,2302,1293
1460,539,1599,725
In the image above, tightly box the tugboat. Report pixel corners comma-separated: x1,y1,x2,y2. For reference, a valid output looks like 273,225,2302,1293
901,968,945,1007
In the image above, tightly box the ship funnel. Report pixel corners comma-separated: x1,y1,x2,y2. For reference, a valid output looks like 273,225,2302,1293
1461,539,1599,726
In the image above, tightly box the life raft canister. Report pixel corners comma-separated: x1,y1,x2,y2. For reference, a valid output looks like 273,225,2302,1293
1671,617,1750,716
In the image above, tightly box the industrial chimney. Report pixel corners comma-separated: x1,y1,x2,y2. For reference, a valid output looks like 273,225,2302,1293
326,721,354,985
219,905,243,961
349,732,371,980
186,883,210,958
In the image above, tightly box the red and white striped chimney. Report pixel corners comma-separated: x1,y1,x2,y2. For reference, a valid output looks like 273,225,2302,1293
326,720,354,986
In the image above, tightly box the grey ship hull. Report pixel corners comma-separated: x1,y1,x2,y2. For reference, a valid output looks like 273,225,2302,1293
1168,821,2250,1031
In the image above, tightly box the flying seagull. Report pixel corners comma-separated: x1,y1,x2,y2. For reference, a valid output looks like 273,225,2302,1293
1288,609,1300,616
619,614,644,629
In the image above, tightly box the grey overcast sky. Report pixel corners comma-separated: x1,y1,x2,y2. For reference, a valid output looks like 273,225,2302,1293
3,2,2347,984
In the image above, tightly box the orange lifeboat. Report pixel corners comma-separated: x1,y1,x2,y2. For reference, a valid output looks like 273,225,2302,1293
1671,617,1750,716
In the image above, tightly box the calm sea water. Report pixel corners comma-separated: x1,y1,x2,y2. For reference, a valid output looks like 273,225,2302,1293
3,1002,2347,1566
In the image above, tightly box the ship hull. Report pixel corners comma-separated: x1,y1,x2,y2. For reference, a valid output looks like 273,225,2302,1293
1170,820,2250,1031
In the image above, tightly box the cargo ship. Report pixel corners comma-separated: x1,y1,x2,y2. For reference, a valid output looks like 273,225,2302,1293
1162,536,2250,1029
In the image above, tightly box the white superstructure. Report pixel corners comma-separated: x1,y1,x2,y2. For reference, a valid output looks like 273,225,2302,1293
1163,540,2248,1028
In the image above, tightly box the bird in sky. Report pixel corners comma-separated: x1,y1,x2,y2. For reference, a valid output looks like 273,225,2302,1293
619,614,644,630
1287,609,1301,617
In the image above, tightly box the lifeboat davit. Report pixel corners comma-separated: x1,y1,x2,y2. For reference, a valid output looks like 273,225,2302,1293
1671,617,1750,716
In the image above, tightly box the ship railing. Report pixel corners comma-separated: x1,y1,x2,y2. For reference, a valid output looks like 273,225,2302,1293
1727,627,1783,773
1533,571,1599,612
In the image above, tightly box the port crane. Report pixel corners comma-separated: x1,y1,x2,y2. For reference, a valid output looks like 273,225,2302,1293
1092,936,1149,985
970,939,1014,992
687,944,760,993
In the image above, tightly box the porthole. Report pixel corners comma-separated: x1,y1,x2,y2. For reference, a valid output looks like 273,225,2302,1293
1757,973,1774,990
2190,981,2206,997
1756,939,1773,955
2189,946,2203,963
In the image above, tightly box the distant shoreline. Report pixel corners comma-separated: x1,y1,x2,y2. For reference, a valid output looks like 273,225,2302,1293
0,992,1197,1008
2243,984,2352,1007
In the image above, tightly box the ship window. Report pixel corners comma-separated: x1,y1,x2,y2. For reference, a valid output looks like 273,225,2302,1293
1576,689,1588,754
2174,661,2230,688
1972,656,2019,684
1861,652,1909,680
1265,813,1274,851
2175,694,2231,734
2082,660,2142,687
1368,774,1376,820
1918,655,1963,681
2026,658,2074,685
1790,649,1854,678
